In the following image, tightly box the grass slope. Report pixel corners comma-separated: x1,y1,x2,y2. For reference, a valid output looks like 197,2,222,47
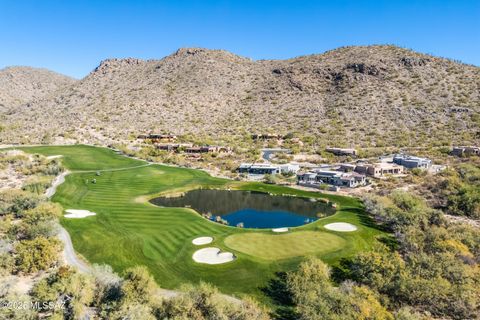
18,145,386,298
20,145,144,170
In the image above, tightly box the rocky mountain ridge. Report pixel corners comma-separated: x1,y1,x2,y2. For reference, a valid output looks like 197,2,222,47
0,66,75,111
1,45,478,147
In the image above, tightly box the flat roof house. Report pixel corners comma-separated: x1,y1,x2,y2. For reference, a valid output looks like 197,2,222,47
452,146,480,157
339,172,367,188
156,143,193,151
185,146,231,154
238,163,281,175
279,163,300,174
238,162,300,175
297,172,318,184
314,170,343,185
339,164,356,172
393,154,431,169
138,133,177,142
251,133,282,140
326,147,357,156
355,162,404,178
297,170,366,188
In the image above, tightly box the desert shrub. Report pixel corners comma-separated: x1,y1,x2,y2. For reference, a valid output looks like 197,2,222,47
393,307,427,320
264,174,280,184
350,191,480,319
109,302,156,320
447,185,480,219
0,252,15,275
0,189,40,217
17,156,63,176
96,266,160,319
120,266,158,305
447,223,480,259
14,219,58,240
363,191,442,232
22,202,63,223
15,236,62,273
31,266,96,319
0,293,38,320
91,264,122,308
13,202,62,240
22,175,54,195
427,164,480,219
287,257,392,320
158,282,270,320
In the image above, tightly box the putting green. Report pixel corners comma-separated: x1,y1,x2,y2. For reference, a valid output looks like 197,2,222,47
13,145,386,298
224,231,347,260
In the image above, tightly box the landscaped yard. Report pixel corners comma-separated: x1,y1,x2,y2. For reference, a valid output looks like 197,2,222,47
18,145,386,299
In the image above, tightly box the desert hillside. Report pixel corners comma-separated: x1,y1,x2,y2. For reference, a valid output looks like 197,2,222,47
1,45,479,147
0,66,75,111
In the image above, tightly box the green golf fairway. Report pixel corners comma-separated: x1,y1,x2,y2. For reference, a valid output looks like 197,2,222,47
17,145,386,298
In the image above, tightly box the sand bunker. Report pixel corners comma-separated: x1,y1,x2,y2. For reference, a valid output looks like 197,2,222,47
192,247,235,264
272,227,289,233
64,209,96,219
324,222,357,232
192,236,213,245
47,155,63,160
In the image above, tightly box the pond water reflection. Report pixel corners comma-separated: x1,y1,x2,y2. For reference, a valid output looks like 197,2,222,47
150,190,335,228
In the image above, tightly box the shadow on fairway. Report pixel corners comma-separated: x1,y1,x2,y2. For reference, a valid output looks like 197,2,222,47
260,272,299,320
342,206,389,232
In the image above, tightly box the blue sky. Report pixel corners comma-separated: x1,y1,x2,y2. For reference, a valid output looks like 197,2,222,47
0,0,478,78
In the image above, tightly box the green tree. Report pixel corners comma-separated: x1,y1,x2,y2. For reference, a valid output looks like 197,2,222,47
120,266,157,305
287,258,392,320
349,248,406,298
353,189,480,319
158,282,270,320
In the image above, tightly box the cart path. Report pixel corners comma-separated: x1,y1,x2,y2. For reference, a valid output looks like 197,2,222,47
57,227,91,273
44,170,91,273
46,170,70,198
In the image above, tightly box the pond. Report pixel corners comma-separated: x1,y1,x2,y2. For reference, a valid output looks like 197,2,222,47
150,189,335,229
